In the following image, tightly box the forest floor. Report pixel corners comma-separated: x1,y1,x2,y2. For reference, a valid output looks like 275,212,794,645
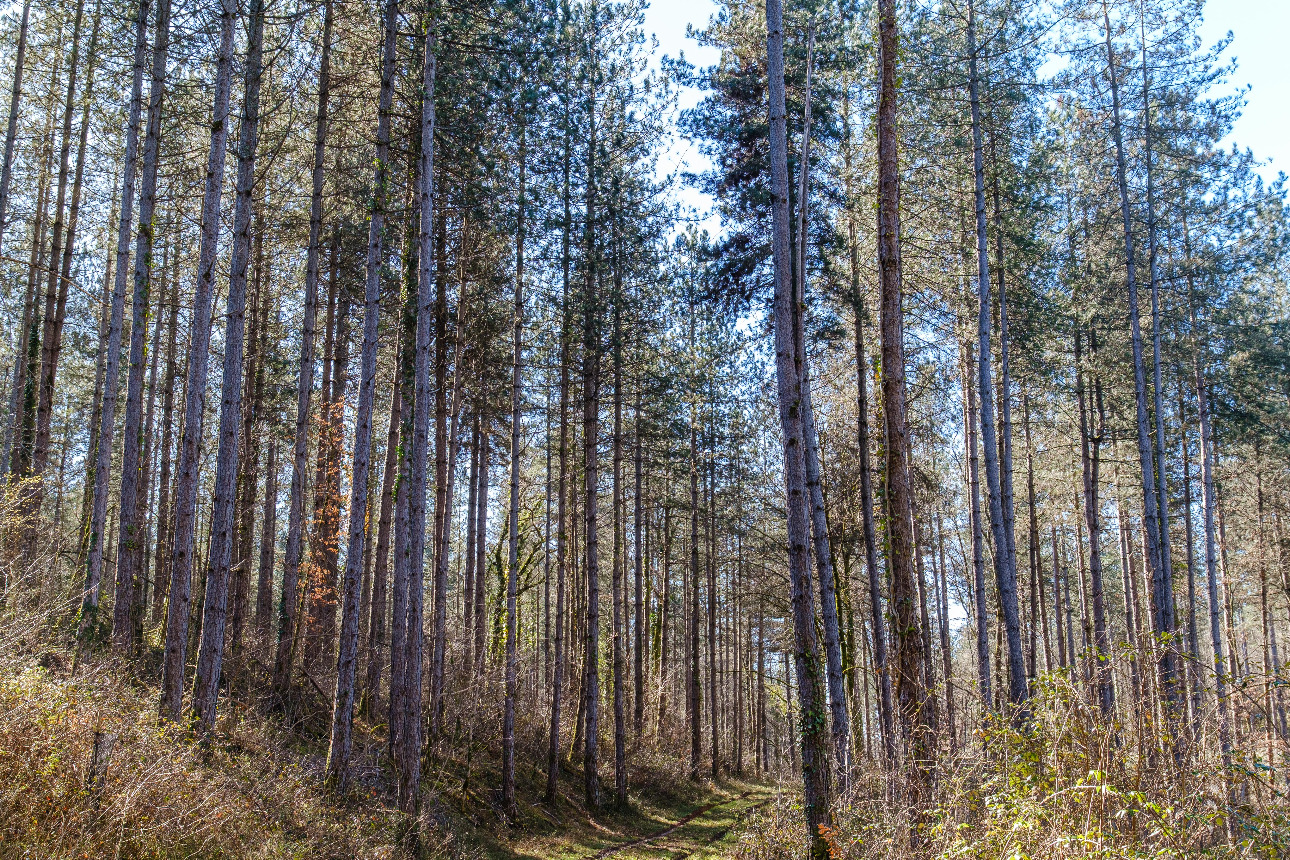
0,615,775,859
476,780,774,860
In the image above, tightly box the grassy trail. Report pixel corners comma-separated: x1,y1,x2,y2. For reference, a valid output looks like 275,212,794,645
494,781,775,860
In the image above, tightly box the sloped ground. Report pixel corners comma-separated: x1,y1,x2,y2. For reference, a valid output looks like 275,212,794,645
0,612,773,860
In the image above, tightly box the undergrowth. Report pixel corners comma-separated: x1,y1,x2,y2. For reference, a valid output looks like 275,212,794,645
734,670,1290,859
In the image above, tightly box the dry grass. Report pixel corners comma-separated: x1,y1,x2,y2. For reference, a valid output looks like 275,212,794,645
733,666,1290,859
0,610,404,859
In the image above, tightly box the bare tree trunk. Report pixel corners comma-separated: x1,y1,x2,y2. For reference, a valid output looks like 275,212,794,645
151,239,179,624
934,513,956,748
134,244,168,639
392,20,435,821
112,0,169,648
84,0,151,643
1178,384,1203,738
388,169,417,767
1141,28,1175,661
633,390,644,734
544,226,570,800
464,415,480,672
474,422,489,674
325,0,397,786
854,306,894,762
687,375,701,780
967,0,1026,710
273,0,334,704
256,439,277,628
363,365,400,715
610,233,628,807
1075,328,1113,714
156,0,233,719
502,120,526,822
190,0,266,734
30,0,89,504
961,338,991,710
1100,0,1178,717
0,0,31,259
1023,389,1052,675
582,60,602,807
1190,266,1233,769
657,501,672,732
230,263,265,659
791,27,851,787
431,219,466,737
765,0,832,848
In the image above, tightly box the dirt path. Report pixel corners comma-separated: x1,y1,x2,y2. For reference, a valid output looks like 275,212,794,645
594,789,771,860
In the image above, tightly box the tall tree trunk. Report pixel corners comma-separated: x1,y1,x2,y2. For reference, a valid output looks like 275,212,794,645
544,206,571,799
392,19,435,820
474,421,489,674
427,212,448,730
935,513,956,748
388,157,418,767
502,120,526,822
967,0,1026,709
687,368,701,779
112,0,170,648
1141,29,1175,658
1100,0,1178,717
582,61,602,808
634,390,645,734
29,0,88,503
464,415,480,672
1178,384,1203,738
765,0,832,848
156,0,235,719
854,307,894,761
363,363,400,715
962,338,991,705
325,0,397,786
0,0,31,259
84,0,151,643
135,242,168,639
4,60,55,485
657,501,672,732
794,27,851,784
256,439,277,628
190,0,266,734
1190,266,1233,768
1075,328,1113,714
273,0,334,704
151,238,179,624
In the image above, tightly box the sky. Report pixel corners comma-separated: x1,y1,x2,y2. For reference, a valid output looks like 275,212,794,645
641,0,1290,220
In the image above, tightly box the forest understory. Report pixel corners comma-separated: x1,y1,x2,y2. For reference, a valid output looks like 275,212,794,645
0,585,777,860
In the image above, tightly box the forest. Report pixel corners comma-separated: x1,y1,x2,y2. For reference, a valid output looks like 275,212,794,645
0,0,1287,854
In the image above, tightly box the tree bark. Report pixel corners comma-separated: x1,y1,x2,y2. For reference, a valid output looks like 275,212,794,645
392,19,435,819
84,0,150,643
273,0,334,704
502,118,526,822
1075,328,1113,714
151,238,179,624
1101,0,1178,716
794,27,851,784
363,363,400,716
967,0,1026,710
112,0,170,648
582,54,602,808
0,0,31,260
190,0,266,734
325,0,397,786
765,0,832,848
